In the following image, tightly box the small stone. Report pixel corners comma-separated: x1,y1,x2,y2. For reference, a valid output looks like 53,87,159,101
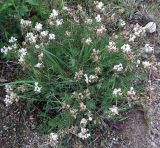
144,22,156,33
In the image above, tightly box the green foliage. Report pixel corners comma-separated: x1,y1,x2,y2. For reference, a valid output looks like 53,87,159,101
0,0,49,46
1,0,147,140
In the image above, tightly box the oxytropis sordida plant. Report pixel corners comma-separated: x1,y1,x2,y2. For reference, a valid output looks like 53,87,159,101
1,1,159,146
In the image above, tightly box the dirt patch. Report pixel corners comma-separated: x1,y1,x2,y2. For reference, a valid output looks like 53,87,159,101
145,80,160,148
99,109,148,148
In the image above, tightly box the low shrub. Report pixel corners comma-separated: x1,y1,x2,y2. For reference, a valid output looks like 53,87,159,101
2,1,157,146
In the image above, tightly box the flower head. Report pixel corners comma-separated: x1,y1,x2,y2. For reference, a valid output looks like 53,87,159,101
35,22,43,31
109,105,119,115
34,82,42,93
113,88,122,96
113,63,123,72
95,14,102,23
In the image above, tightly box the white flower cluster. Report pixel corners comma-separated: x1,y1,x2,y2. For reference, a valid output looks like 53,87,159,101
96,25,106,36
113,88,122,97
20,19,32,28
78,118,91,140
127,87,136,96
91,49,101,62
1,36,17,54
49,33,55,40
40,30,48,38
85,18,93,25
34,82,42,93
18,48,27,63
144,44,154,53
85,37,92,45
26,32,37,44
25,29,55,44
119,19,126,27
109,105,119,115
129,23,146,42
108,41,117,52
9,37,17,43
49,133,59,146
133,23,146,37
35,22,43,31
142,61,152,69
136,59,141,67
121,44,131,54
1,46,12,55
74,70,84,80
48,9,63,26
113,63,123,72
4,85,18,106
84,74,98,84
94,1,104,11
34,52,44,68
95,14,102,23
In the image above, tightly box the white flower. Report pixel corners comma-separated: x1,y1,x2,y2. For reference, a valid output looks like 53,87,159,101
84,74,89,84
127,87,136,96
1,46,9,55
11,43,17,49
80,118,88,127
35,44,40,49
40,30,48,37
96,25,106,36
26,32,37,44
9,37,17,43
20,19,32,28
129,34,136,42
113,63,123,72
38,52,44,60
49,133,58,146
136,59,141,67
109,105,119,115
144,44,154,53
94,1,104,10
133,23,145,37
85,18,93,25
35,22,43,31
121,44,131,53
113,88,122,96
50,133,58,141
88,111,93,121
4,95,14,106
63,6,70,11
85,37,92,45
18,48,27,63
84,74,98,84
108,41,117,52
95,14,102,23
78,128,91,140
49,33,55,40
5,85,13,93
56,19,63,26
4,85,18,106
52,9,59,17
142,61,151,68
119,19,126,27
34,82,42,93
34,63,43,68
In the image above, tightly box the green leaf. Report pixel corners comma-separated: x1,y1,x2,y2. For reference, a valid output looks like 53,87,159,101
0,3,12,12
19,6,29,16
86,100,96,110
25,0,38,6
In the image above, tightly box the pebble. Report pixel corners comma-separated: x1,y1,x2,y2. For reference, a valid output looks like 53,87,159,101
144,22,157,33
